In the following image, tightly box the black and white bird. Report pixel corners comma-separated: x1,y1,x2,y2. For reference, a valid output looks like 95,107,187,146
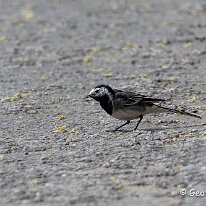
86,84,201,131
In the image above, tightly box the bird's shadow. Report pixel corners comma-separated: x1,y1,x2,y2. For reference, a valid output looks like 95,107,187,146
107,123,206,133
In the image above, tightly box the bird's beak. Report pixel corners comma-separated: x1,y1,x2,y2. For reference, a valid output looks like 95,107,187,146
85,89,95,100
84,93,91,100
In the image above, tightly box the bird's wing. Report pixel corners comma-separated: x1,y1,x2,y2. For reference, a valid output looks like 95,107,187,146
115,91,165,106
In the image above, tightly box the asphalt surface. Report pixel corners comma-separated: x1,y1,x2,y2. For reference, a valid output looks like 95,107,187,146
0,0,206,205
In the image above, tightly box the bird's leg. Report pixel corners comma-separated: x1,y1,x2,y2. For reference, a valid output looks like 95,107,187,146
134,115,143,130
114,120,130,131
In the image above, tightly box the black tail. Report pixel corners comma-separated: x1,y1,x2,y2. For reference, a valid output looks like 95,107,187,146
155,105,201,119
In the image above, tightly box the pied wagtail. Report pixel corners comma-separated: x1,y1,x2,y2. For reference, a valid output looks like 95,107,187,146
86,84,201,131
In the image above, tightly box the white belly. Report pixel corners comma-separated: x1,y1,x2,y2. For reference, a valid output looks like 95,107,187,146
111,105,166,120
112,109,142,120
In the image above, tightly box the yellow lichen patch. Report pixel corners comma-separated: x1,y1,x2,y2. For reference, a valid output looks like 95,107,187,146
169,76,178,82
70,128,79,135
65,137,79,144
83,55,93,64
167,130,178,135
142,73,149,79
183,132,193,138
52,124,67,133
65,138,73,145
123,42,135,49
155,39,171,48
0,154,4,161
83,46,101,64
40,76,49,81
91,47,100,54
1,92,31,102
170,137,177,142
101,72,114,77
202,131,206,139
183,42,193,48
47,84,63,90
56,115,65,120
174,165,184,173
114,181,125,190
197,82,205,86
164,137,177,144
17,56,25,66
0,35,8,44
188,95,197,103
94,129,105,137
31,178,39,185
176,183,187,189
91,68,103,73
201,104,206,110
110,176,125,190
161,63,171,70
22,4,34,21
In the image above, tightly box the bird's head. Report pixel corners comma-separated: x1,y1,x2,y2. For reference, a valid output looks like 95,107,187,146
86,85,115,102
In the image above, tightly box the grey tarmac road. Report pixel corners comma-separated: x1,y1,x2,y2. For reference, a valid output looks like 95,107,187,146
0,0,206,205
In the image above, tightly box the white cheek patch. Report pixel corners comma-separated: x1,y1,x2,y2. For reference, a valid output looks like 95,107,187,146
98,88,106,96
89,87,113,100
97,87,109,97
103,88,113,101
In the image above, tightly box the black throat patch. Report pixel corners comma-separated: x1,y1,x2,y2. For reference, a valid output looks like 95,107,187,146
100,98,113,115
93,94,113,115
